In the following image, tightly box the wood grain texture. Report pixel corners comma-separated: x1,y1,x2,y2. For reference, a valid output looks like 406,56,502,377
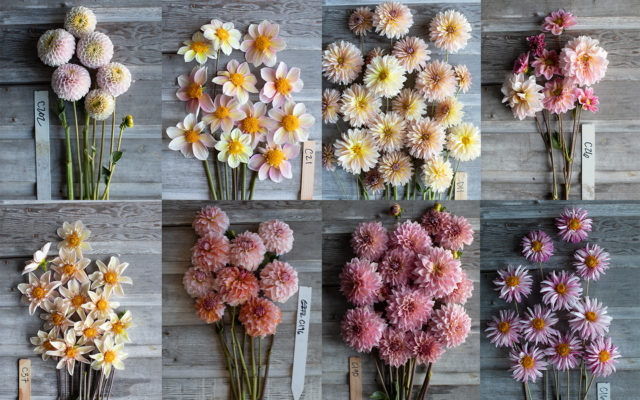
0,201,162,399
161,0,322,200
480,200,640,398
322,200,480,398
162,201,322,400
481,0,640,200
0,1,162,200
322,2,481,200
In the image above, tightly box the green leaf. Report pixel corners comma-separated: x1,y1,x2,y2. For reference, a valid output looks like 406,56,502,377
55,99,66,122
551,133,562,150
102,166,111,184
110,151,123,165
370,391,389,400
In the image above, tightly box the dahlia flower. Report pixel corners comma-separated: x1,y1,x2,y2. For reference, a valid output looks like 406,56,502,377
89,256,131,297
513,52,530,74
434,96,464,128
527,33,546,57
249,133,299,183
543,9,577,36
51,64,91,102
191,232,230,272
202,95,245,134
430,303,471,348
390,220,431,255
543,77,577,115
241,20,286,67
392,88,426,120
545,332,583,371
363,55,406,98
183,267,216,298
378,247,414,287
447,122,481,162
509,344,547,383
363,169,386,194
429,9,471,53
584,337,621,377
560,36,608,86
41,298,73,335
416,60,457,102
31,330,58,361
58,280,90,315
57,220,91,254
340,257,382,306
76,32,113,69
556,207,592,243
454,64,472,93
341,307,386,352
334,129,379,174
422,157,453,193
269,101,314,144
569,297,612,341
229,231,266,271
573,243,610,281
366,47,387,64
64,6,96,38
50,247,89,284
442,269,474,305
23,242,51,275
195,292,226,323
420,207,452,238
193,206,229,237
322,41,364,85
239,297,282,337
501,73,544,120
83,289,119,320
212,60,258,105
351,221,388,261
167,113,215,160
521,230,554,263
260,61,303,108
493,265,533,303
178,31,216,65
96,62,132,98
340,84,381,127
176,66,215,114
386,286,434,331
349,7,374,36
406,118,445,160
392,36,430,73
38,29,75,67
72,317,104,348
373,2,413,39
90,335,127,377
215,128,253,168
531,49,560,80
322,88,341,124
201,20,241,55
101,310,133,343
414,247,462,298
215,267,259,306
49,329,93,375
540,270,582,311
369,112,406,153
577,87,599,113
322,143,336,172
84,89,115,121
379,328,411,367
485,309,521,348
521,304,560,345
410,331,444,365
378,151,413,186
260,260,298,303
437,215,474,251
258,219,294,255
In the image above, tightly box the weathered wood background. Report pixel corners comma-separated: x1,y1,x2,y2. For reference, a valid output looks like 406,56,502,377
161,1,322,200
322,1,482,200
0,1,163,200
480,201,640,398
162,201,322,399
0,201,162,399
322,200,480,398
481,1,640,199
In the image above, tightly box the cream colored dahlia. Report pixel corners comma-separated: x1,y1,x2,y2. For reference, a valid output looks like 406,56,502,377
50,247,90,284
501,73,544,120
57,220,91,254
435,96,464,128
201,19,241,55
212,59,258,105
178,31,217,65
340,84,381,127
97,62,131,97
322,88,342,124
240,20,286,67
38,29,75,67
64,6,96,38
369,112,406,152
52,64,91,102
260,61,304,108
202,94,246,134
215,128,253,168
378,151,413,186
392,88,426,120
392,36,430,73
322,41,364,85
90,256,132,297
90,335,128,377
167,113,215,160
101,310,133,343
429,9,471,53
18,271,60,315
76,32,113,69
59,280,91,315
237,101,273,147
83,288,119,320
349,7,374,36
334,129,379,174
422,157,453,193
416,60,457,102
31,330,58,361
49,329,94,375
454,64,472,93
373,2,414,39
447,122,481,162
269,101,315,144
84,89,115,121
74,315,104,344
406,117,445,160
363,55,406,98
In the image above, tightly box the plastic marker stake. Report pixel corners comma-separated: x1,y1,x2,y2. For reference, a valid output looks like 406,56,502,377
300,141,315,200
349,356,362,400
582,124,595,200
596,382,610,400
18,359,31,400
292,286,312,400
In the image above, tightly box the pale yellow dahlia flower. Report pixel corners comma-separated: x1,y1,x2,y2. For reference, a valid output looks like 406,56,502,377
322,40,364,85
447,122,481,162
369,112,406,153
429,9,472,54
373,2,414,39
340,84,381,128
392,88,426,120
334,129,379,175
378,151,413,186
422,157,453,193
363,55,406,98
435,96,464,128
501,73,544,120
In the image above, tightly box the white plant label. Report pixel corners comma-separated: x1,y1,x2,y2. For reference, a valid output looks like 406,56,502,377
300,141,315,200
582,123,595,200
454,171,467,200
34,91,51,200
596,382,611,400
292,286,312,400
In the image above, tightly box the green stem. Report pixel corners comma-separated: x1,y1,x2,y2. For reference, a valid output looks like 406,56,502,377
202,160,218,200
230,309,243,397
447,159,461,200
257,337,262,398
334,169,349,200
216,322,238,399
90,118,96,199
96,121,106,200
248,171,258,200
214,150,223,200
393,185,398,200
72,102,84,199
251,337,257,399
258,335,274,400
106,101,116,200
59,101,74,200
583,375,594,400
241,163,247,200
82,113,90,199
101,124,126,200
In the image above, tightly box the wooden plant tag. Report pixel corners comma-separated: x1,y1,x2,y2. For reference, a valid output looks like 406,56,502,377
291,286,312,400
349,356,362,400
300,141,315,200
596,382,611,400
34,91,51,200
18,359,31,400
582,124,595,200
454,172,467,200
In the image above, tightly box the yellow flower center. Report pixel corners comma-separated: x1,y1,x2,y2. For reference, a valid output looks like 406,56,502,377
67,232,80,248
282,115,300,132
241,117,260,134
275,78,292,94
585,255,598,269
351,143,363,157
555,18,564,26
104,271,118,284
65,347,77,359
585,311,597,322
532,318,545,330
63,264,76,276
506,276,519,287
446,23,456,34
112,322,125,335
72,295,85,308
461,135,471,146
378,70,389,81
521,355,534,369
191,41,209,54
532,240,543,252
84,327,97,339
187,83,202,99
217,28,230,41
51,312,64,325
255,35,271,52
74,15,87,29
44,340,55,352
104,350,116,363
599,350,610,363
337,56,345,65
266,147,286,167
228,139,244,156
557,343,570,357
568,218,581,231
230,73,245,86
32,286,45,299
555,283,567,294
96,299,108,311
214,106,230,119
184,129,200,144
498,321,510,333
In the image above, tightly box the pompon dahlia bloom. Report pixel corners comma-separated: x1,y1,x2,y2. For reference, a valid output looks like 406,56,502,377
520,304,560,345
493,265,533,303
378,247,414,287
542,77,577,115
556,207,592,243
414,247,463,298
84,89,115,121
369,112,406,153
193,206,230,237
410,331,445,365
434,96,464,128
215,128,253,168
269,101,315,145
430,303,471,348
392,88,426,121
167,113,215,161
531,49,560,80
545,332,583,371
239,297,282,337
422,157,453,193
202,95,245,134
191,232,230,272
183,266,216,298
322,88,341,124
97,62,132,97
543,9,577,36
406,118,445,160
584,337,621,378
351,221,388,261
340,84,381,127
334,129,379,175
322,41,364,85
363,55,406,98
560,36,608,86
349,7,374,36
258,219,294,256
577,87,599,113
340,258,382,306
38,29,75,67
447,123,481,162
378,151,413,186
212,60,258,105
521,230,554,263
386,286,434,331
378,328,411,367
429,9,472,53
501,73,544,120
177,66,215,115
215,266,259,306
421,207,452,238
249,134,299,183
341,307,386,352
64,6,96,38
438,215,474,251
390,220,431,255
260,260,298,303
540,270,582,311
178,31,217,64
454,64,472,93
569,297,612,341
77,32,113,69
195,292,225,323
573,243,610,281
392,36,430,73
201,19,241,55
509,344,547,383
260,61,304,108
52,64,91,102
527,33,546,57
240,20,286,68
416,60,457,102
229,231,266,271
442,269,474,304
373,2,413,39
486,309,521,348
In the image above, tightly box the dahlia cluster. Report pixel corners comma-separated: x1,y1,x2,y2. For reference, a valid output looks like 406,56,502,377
182,206,298,399
322,3,480,200
37,6,134,200
17,220,133,398
167,20,315,200
340,203,474,398
500,10,607,200
486,207,621,399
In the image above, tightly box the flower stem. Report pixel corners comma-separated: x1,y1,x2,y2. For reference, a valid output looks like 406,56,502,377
418,362,432,400
259,335,274,400
82,113,90,199
334,169,349,200
202,160,218,200
374,355,389,398
96,121,106,200
241,163,247,200
447,159,461,200
90,118,97,199
101,123,126,200
216,322,237,399
257,337,262,397
106,101,116,200
213,151,223,199
251,337,257,399
58,101,74,200
248,171,258,200
230,309,243,397
583,374,594,400
393,185,398,200
73,101,84,199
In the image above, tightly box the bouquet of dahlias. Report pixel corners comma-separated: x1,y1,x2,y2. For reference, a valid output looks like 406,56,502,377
37,6,135,200
486,207,621,399
182,206,298,399
167,20,315,200
340,203,474,399
17,220,134,399
322,2,480,200
501,10,608,200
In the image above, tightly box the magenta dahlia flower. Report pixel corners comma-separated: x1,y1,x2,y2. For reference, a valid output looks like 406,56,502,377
386,286,434,331
420,208,452,238
513,52,530,74
584,337,621,378
350,221,389,261
556,207,592,243
493,265,533,303
229,231,266,271
191,233,230,272
339,257,382,306
569,297,612,341
378,328,411,367
182,266,216,298
485,309,521,348
543,77,577,115
526,33,546,57
521,230,554,263
520,304,560,345
390,220,432,256
509,343,547,383
430,303,471,348
341,307,386,352
540,270,583,311
573,243,610,281
409,330,444,365
258,219,294,256
543,9,577,35
437,215,474,251
259,260,298,303
545,332,583,371
192,206,230,237
52,64,91,102
413,247,463,298
531,49,560,80
577,87,599,113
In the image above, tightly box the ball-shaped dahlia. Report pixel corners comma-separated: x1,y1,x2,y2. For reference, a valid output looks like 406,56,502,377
77,32,113,69
64,6,97,38
229,231,266,271
386,286,434,331
239,297,282,337
97,62,131,97
183,266,216,298
84,89,115,121
37,29,75,67
192,206,230,237
191,233,230,272
215,266,259,306
430,303,471,348
389,220,432,256
260,260,298,303
51,64,91,102
339,257,382,306
351,221,389,261
258,219,294,256
195,292,225,323
341,307,386,352
410,330,445,365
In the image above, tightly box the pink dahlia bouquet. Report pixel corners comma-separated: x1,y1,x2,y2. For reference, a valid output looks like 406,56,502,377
486,207,621,399
167,20,315,200
37,6,135,200
17,220,134,399
183,206,298,399
501,10,608,200
340,203,474,398
322,3,480,200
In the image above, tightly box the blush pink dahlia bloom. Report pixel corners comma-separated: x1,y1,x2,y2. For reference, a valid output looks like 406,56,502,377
569,297,612,341
96,62,132,98
386,286,434,331
229,231,266,271
584,337,621,378
248,134,298,183
390,220,431,256
540,270,582,311
543,9,577,35
258,219,294,256
195,292,225,324
351,221,389,261
410,331,444,365
38,29,75,67
494,265,533,303
52,64,91,102
191,233,230,272
560,36,608,86
259,260,298,303
183,266,216,298
556,207,592,243
543,77,577,115
378,248,414,287
341,307,386,352
437,215,474,251
545,332,583,371
520,304,560,345
240,20,286,68
239,297,282,337
373,2,413,40
378,328,411,367
339,258,382,306
531,49,560,80
501,73,544,120
414,247,463,298
577,87,599,113
430,303,471,348
513,52,530,74
193,206,230,237
485,309,521,348
420,208,452,238
76,32,113,69
521,230,554,263
215,266,259,306
176,66,215,114
510,344,547,383
260,61,303,108
442,270,474,305
573,243,610,281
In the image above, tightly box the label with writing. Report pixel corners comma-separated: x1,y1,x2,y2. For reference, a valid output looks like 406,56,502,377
596,382,610,400
18,359,31,400
349,356,362,400
454,171,467,200
582,124,595,200
34,91,51,200
291,286,312,400
300,141,315,200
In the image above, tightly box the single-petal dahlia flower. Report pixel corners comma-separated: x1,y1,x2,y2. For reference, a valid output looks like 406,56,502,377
77,32,113,69
229,231,266,271
577,87,599,113
531,49,560,80
422,157,453,194
177,66,215,114
442,269,474,305
430,303,471,348
52,64,91,102
521,230,554,263
556,207,592,243
416,60,457,102
212,60,258,105
429,9,471,53
195,292,225,323
341,307,386,352
351,221,388,261
64,6,96,38
240,20,286,68
501,73,544,120
386,286,434,331
437,214,474,251
269,101,315,145
378,247,414,287
493,265,533,303
392,88,426,121
215,128,253,168
584,337,621,378
177,31,217,65
258,219,294,255
410,330,444,365
521,304,560,345
513,52,530,74
527,33,546,57
167,113,215,160
192,206,230,237
340,84,381,127
373,2,413,39
378,328,411,367
349,7,374,36
569,297,612,341
543,9,577,36
84,89,115,121
191,232,230,272
322,88,341,124
560,36,608,86
57,220,91,254
239,297,282,337
390,220,431,256
249,133,299,183
38,29,75,67
540,270,583,311
573,243,610,281
510,343,547,383
545,332,583,371
334,128,379,175
215,266,259,306
340,257,382,306
485,309,521,348
202,94,246,134
260,260,298,303
260,61,304,108
183,267,216,298
18,272,61,315
405,118,445,160
322,40,363,85
201,19,241,56
414,247,462,298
